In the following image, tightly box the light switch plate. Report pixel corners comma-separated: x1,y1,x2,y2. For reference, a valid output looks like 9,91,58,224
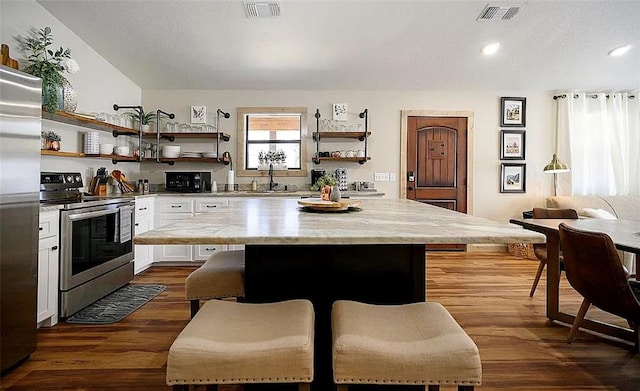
374,172,390,181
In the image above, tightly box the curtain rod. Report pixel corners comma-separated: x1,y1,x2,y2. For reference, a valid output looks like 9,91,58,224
553,93,636,100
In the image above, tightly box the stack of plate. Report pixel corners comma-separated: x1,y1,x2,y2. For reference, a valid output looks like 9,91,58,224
84,131,100,154
181,152,203,158
203,152,218,159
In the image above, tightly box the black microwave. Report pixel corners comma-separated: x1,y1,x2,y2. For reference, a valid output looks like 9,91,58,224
165,171,212,193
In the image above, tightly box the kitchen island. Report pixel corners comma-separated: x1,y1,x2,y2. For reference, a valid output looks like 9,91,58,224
135,198,544,390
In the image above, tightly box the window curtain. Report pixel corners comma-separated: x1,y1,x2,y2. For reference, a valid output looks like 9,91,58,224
557,92,639,196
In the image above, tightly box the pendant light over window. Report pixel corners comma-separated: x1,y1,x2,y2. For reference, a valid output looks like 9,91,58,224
544,94,570,195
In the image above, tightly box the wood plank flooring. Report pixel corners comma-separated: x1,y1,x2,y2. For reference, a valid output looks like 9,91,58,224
1,252,639,390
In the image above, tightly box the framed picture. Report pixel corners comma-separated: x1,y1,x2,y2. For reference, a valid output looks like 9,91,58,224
332,103,348,121
500,129,526,160
190,105,206,124
500,163,526,193
500,97,526,127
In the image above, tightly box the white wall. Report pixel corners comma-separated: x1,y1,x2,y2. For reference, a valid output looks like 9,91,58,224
143,90,557,223
1,0,142,186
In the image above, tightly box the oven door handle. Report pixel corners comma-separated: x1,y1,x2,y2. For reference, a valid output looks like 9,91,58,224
67,208,118,221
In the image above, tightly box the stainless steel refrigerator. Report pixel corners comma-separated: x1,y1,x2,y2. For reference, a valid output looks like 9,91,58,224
0,65,42,373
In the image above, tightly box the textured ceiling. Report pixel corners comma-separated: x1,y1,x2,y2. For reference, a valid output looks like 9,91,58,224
37,0,640,91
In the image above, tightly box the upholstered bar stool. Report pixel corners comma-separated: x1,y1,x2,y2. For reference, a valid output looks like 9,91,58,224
185,250,245,318
332,300,482,391
167,299,315,391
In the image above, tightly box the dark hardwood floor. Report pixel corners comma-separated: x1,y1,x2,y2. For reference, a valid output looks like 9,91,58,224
1,252,639,390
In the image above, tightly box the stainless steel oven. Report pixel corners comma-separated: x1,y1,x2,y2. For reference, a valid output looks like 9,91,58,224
59,199,135,317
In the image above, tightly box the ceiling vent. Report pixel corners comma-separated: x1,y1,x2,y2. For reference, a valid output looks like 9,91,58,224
477,4,520,20
243,1,281,18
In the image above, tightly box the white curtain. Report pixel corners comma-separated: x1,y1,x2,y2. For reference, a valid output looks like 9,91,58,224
558,92,640,196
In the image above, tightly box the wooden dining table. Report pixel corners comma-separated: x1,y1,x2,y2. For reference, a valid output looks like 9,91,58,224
510,217,640,342
136,198,544,390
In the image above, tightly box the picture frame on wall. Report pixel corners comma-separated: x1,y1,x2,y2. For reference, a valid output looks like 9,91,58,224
190,105,206,124
332,103,348,121
500,97,526,127
500,163,526,193
500,129,526,160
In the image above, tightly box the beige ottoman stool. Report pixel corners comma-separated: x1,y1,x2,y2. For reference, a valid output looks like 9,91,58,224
167,299,314,391
185,250,245,318
332,300,482,391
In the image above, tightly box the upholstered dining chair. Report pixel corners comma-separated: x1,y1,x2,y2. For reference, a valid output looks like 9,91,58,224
529,207,579,297
558,223,640,349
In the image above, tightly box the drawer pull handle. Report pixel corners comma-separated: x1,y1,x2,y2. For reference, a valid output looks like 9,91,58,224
51,246,58,251
206,205,217,208
205,247,216,251
135,223,139,226
171,205,182,208
138,207,148,211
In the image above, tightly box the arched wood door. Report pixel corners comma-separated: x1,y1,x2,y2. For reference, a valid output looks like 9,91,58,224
407,116,468,250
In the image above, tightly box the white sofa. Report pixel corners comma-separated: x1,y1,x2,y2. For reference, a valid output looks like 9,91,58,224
546,195,640,273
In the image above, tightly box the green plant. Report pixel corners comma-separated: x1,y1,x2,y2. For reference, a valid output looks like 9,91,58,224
42,130,61,141
125,110,157,126
16,27,79,113
310,174,337,191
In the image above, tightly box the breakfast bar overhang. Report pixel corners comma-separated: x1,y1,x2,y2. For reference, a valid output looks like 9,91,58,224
135,198,544,390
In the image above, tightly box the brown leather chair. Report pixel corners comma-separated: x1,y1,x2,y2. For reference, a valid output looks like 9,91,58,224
529,207,579,297
559,223,640,349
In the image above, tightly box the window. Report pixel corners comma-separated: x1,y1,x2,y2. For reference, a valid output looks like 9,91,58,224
236,107,308,177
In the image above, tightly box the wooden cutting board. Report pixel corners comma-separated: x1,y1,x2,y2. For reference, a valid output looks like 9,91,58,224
297,198,361,212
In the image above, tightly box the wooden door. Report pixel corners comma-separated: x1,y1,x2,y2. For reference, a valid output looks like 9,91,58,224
407,116,467,250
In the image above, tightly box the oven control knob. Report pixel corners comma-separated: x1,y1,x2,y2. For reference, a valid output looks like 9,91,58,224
66,175,74,183
75,175,82,184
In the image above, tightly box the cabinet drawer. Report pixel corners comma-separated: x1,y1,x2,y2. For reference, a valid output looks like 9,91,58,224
158,199,194,213
193,244,228,260
39,210,59,240
195,199,227,212
135,198,154,217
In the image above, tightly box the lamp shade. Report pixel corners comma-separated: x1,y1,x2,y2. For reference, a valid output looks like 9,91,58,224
543,153,570,173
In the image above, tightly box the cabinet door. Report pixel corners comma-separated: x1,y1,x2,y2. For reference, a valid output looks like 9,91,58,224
37,236,59,327
154,213,193,262
134,215,154,273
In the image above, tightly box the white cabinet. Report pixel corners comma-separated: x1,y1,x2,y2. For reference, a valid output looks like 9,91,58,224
154,197,195,263
134,197,155,274
38,210,59,327
154,196,230,263
193,198,229,260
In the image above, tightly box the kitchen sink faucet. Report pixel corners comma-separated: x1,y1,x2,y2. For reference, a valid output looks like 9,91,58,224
268,163,278,191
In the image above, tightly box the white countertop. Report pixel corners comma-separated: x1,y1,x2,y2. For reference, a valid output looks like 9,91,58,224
134,198,545,246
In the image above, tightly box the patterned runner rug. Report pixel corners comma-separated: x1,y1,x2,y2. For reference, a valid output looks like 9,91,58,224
65,284,166,324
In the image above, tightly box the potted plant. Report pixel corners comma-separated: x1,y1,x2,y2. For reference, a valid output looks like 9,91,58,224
42,130,61,151
16,27,79,113
310,174,336,191
125,110,159,131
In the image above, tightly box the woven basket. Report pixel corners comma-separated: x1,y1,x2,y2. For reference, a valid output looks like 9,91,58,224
507,243,536,259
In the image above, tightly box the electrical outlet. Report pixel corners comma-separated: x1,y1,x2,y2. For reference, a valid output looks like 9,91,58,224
374,172,390,182
389,173,396,182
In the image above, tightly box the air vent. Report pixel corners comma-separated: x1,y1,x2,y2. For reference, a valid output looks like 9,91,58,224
477,4,520,20
243,1,281,18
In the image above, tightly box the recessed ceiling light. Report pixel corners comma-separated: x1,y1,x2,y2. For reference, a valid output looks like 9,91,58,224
608,44,631,57
481,42,500,55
